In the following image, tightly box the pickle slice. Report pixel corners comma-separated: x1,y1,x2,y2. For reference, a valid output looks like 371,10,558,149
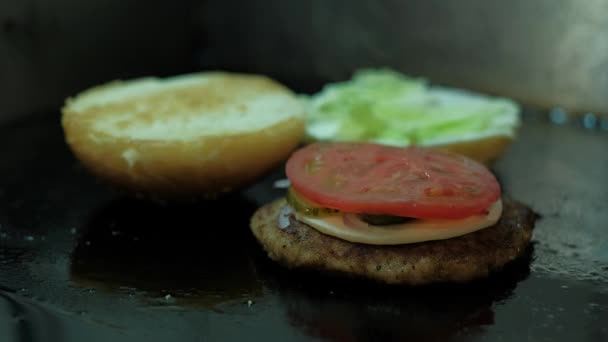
286,187,339,217
357,214,414,226
286,187,414,224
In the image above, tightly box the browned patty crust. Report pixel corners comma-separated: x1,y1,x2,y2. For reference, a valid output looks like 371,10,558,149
250,198,536,285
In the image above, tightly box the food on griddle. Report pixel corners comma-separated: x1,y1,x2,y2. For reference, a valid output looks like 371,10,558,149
250,143,536,285
61,72,305,198
305,69,520,163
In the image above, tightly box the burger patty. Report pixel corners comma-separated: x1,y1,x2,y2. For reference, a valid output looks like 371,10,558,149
250,198,536,285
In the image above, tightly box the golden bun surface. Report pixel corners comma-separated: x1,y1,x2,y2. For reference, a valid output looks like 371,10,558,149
62,72,305,197
432,135,513,165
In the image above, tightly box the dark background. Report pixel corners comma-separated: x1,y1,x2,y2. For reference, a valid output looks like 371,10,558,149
2,0,608,123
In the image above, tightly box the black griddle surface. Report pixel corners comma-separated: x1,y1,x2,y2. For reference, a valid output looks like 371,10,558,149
0,112,607,342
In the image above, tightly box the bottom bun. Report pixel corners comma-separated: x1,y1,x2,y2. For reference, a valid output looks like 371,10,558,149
250,198,535,285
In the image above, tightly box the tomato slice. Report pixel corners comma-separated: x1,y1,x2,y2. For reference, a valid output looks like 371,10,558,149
285,143,501,219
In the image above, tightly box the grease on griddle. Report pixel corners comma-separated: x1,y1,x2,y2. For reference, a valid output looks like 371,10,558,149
70,194,263,309
254,244,533,341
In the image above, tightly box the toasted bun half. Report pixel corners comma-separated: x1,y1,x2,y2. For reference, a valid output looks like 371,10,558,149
62,72,305,197
432,135,513,165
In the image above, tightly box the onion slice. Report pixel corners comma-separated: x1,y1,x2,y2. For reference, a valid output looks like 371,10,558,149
278,205,295,229
273,179,291,189
342,213,370,230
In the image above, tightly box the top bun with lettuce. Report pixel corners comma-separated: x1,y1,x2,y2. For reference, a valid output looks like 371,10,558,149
305,69,520,164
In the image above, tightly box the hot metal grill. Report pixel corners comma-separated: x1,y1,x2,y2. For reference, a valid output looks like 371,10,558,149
0,110,606,341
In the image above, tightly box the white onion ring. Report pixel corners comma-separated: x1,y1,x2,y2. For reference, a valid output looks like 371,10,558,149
278,205,295,229
273,179,291,189
341,212,369,230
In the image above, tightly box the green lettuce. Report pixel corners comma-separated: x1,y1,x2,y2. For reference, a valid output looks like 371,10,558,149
306,69,519,146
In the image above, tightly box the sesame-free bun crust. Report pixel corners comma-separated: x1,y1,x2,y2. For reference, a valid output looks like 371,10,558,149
433,135,513,165
62,72,305,197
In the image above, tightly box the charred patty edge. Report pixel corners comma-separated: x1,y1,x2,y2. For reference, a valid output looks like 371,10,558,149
250,197,536,285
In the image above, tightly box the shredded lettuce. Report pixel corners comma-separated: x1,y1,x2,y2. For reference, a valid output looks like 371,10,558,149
306,69,520,146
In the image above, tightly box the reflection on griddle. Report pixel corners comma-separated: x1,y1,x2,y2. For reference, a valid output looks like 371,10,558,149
255,245,533,341
69,195,262,309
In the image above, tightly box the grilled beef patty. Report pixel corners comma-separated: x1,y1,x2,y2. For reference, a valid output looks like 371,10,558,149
250,198,536,285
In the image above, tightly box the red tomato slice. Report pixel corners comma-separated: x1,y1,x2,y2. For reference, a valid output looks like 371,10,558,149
285,143,501,219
